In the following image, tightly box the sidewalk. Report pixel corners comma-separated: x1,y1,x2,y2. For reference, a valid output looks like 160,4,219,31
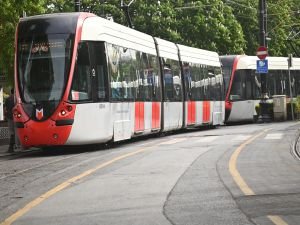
0,124,23,157
0,144,23,157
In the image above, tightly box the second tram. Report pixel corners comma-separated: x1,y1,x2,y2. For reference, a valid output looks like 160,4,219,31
220,55,300,122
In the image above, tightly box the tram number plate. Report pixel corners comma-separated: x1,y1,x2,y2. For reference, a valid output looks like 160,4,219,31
99,104,105,109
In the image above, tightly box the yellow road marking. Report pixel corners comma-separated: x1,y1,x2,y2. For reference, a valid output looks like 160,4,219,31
229,128,289,225
0,148,149,225
267,215,289,225
228,130,266,195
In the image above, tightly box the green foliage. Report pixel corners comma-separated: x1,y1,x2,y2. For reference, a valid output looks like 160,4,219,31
0,0,299,88
0,0,46,85
174,0,246,54
225,0,299,56
294,96,300,113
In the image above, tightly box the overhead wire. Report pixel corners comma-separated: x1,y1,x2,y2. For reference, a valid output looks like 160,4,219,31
224,0,256,11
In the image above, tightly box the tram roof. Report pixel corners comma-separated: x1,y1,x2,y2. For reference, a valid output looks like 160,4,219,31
81,15,157,55
154,38,179,61
177,44,221,67
236,55,300,70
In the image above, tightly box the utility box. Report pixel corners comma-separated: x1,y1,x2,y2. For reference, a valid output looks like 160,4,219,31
273,95,287,121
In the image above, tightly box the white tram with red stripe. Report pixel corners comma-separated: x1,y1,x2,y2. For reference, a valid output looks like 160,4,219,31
14,13,225,148
220,55,300,122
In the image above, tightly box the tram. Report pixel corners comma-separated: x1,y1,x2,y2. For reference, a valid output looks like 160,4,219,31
220,55,300,122
14,13,225,148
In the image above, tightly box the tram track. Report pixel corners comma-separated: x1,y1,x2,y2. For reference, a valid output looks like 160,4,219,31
0,151,86,181
292,130,300,161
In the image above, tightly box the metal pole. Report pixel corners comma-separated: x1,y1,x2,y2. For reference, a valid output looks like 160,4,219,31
75,0,80,12
263,0,267,47
259,0,267,97
258,0,271,122
288,54,294,120
259,0,266,47
120,0,134,28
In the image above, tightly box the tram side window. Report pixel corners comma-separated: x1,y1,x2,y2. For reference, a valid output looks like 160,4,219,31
230,69,255,100
230,70,243,101
252,71,261,99
208,67,216,100
245,70,252,100
290,70,296,97
107,44,122,101
191,63,200,100
162,58,182,102
163,63,173,101
200,65,210,101
282,70,289,96
130,50,139,100
268,71,278,96
93,42,108,101
292,70,300,96
119,47,136,100
148,54,161,101
137,52,152,101
214,67,223,101
222,66,232,95
172,59,182,101
182,62,192,100
70,42,92,101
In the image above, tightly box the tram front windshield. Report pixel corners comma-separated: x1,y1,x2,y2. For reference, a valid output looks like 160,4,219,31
18,34,73,104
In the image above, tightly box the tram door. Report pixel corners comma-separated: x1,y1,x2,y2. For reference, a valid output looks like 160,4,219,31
69,42,111,144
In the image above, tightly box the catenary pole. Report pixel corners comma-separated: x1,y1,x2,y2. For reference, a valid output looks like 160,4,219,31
75,0,80,12
258,0,272,122
259,0,267,96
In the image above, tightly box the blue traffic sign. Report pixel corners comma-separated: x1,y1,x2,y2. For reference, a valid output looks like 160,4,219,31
256,59,268,73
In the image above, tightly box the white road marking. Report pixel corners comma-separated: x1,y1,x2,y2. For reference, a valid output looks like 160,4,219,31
231,135,252,142
265,133,283,140
196,136,218,143
160,138,187,145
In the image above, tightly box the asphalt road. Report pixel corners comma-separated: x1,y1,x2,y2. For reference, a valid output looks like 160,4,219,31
0,121,299,225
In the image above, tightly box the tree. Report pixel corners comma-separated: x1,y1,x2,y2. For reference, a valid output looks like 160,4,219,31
286,0,300,56
133,0,181,42
223,0,258,55
266,0,294,56
0,0,45,86
175,0,246,54
226,0,298,56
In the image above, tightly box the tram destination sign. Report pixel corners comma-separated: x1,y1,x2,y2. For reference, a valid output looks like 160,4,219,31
256,46,268,60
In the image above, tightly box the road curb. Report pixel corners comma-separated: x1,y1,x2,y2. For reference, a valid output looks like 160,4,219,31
293,130,300,160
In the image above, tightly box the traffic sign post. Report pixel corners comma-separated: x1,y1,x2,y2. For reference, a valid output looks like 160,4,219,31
256,59,268,73
256,46,268,60
256,46,271,123
256,46,268,94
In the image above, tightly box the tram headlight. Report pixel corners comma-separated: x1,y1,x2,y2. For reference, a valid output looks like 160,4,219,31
13,109,22,118
53,103,75,122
